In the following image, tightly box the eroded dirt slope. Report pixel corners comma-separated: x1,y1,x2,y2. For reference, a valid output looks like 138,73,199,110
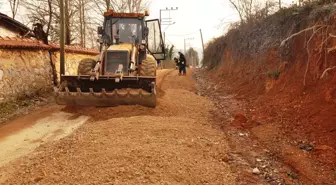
0,69,236,185
198,66,336,185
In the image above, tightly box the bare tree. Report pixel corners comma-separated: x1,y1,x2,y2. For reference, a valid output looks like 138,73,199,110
64,0,70,44
22,0,149,47
105,0,110,10
23,0,58,42
46,0,52,39
186,47,200,67
126,0,143,13
79,0,85,47
228,0,251,23
23,0,53,39
77,0,90,47
8,0,20,19
91,0,148,14
227,0,276,24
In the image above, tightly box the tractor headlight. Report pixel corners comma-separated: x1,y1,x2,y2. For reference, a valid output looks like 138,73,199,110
141,40,146,44
140,44,145,50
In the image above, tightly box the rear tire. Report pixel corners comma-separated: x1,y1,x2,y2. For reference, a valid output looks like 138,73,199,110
78,58,96,75
140,58,157,76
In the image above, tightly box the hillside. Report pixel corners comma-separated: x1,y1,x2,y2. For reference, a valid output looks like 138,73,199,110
201,2,336,184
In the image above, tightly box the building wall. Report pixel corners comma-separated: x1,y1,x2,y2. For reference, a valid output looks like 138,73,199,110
0,49,52,102
0,25,19,37
0,48,98,103
52,52,97,81
0,18,99,103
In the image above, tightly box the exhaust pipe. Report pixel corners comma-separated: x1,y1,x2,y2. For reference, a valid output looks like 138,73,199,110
130,45,137,71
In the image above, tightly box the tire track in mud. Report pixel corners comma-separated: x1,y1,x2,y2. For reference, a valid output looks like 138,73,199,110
156,69,175,98
0,111,89,168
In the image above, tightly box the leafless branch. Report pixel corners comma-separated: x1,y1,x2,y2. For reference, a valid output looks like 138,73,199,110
280,25,325,48
320,66,336,79
8,0,21,19
304,25,326,86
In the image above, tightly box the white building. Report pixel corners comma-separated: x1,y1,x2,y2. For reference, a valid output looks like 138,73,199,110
0,12,31,37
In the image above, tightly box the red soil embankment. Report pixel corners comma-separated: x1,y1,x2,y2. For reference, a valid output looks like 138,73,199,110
203,4,336,183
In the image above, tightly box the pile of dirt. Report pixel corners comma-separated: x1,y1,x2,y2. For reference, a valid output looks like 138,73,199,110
1,115,236,185
0,70,239,185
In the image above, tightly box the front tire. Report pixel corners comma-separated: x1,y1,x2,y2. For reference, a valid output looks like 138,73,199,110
78,58,97,75
140,58,157,76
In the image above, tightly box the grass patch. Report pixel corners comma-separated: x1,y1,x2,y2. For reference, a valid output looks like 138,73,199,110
0,89,52,124
267,70,280,80
286,170,298,179
0,99,35,120
0,101,19,118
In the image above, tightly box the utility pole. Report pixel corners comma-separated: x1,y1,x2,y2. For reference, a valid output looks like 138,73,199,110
60,0,65,76
184,37,194,68
200,29,205,54
163,32,165,43
159,7,178,48
190,49,194,68
184,37,194,54
159,7,178,26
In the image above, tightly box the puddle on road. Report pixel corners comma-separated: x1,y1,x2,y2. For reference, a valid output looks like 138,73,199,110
0,112,89,166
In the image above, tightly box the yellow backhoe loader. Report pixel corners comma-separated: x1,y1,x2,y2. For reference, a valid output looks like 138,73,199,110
55,10,165,107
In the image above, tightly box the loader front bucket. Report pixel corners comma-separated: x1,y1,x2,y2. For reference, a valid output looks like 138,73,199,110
55,75,157,107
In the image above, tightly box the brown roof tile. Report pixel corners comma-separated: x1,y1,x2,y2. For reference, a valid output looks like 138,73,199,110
49,43,99,55
0,37,99,55
0,37,50,50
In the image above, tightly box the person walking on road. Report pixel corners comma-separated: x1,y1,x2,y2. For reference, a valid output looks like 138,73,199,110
178,52,187,76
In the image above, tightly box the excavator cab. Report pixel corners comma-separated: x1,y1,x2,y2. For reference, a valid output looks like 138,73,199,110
55,10,165,107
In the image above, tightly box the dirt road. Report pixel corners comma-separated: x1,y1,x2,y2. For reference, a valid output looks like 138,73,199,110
0,69,236,185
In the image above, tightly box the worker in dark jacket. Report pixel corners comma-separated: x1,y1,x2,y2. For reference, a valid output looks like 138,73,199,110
178,52,187,76
174,57,179,69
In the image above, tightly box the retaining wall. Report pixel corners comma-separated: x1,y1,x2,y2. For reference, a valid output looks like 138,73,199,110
0,49,52,102
0,37,99,103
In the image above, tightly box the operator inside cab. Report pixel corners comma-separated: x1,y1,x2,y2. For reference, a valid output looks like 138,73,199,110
111,19,142,44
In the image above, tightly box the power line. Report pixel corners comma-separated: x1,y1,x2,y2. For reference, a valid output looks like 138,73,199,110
165,38,174,46
159,7,178,48
159,7,178,27
165,30,199,37
163,25,174,32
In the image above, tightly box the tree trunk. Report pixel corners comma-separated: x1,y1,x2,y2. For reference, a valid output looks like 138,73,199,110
64,0,71,45
82,0,86,47
9,0,20,19
106,0,110,11
228,0,243,24
43,0,53,45
79,0,83,47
